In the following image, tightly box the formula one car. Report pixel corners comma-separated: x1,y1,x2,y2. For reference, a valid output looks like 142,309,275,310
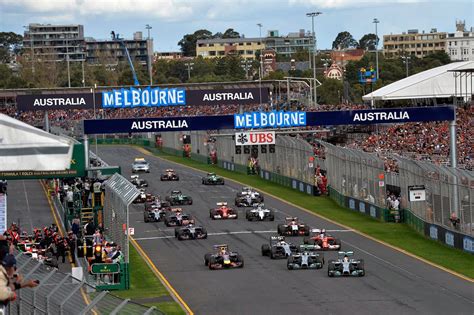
132,157,150,173
130,175,148,188
246,204,275,221
164,210,194,227
165,190,193,205
277,217,310,236
133,189,147,204
204,244,244,270
160,169,179,181
261,236,298,259
209,202,238,220
174,224,208,240
328,251,365,277
235,187,264,207
303,229,342,251
287,245,324,270
202,173,224,185
144,205,166,223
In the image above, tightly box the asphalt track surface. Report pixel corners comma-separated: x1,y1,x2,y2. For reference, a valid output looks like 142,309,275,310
99,146,473,315
6,180,55,232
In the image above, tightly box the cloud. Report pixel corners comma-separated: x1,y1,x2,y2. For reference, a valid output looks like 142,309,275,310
0,0,195,21
287,0,426,9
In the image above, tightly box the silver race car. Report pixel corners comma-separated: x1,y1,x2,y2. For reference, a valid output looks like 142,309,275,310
246,203,275,221
261,236,298,259
327,251,365,277
174,224,208,240
287,245,324,270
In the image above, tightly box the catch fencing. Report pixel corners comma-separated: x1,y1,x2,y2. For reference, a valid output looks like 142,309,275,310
5,251,162,315
155,131,473,241
103,173,140,265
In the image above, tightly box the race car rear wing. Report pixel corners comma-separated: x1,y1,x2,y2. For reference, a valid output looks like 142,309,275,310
270,236,285,241
338,251,354,258
130,175,139,179
216,202,228,206
311,228,321,233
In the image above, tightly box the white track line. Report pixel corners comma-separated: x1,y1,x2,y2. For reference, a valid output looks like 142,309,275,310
134,229,352,240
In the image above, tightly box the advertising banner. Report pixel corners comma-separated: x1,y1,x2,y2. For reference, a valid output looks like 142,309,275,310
305,106,455,125
235,131,275,146
234,111,307,129
187,88,269,106
83,106,455,134
17,93,98,111
100,87,269,108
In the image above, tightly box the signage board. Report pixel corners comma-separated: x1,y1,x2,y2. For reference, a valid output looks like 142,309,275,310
187,88,269,106
91,263,120,274
127,227,135,236
408,185,426,202
83,106,456,134
234,111,306,129
0,143,85,180
17,93,99,111
234,131,275,146
101,87,269,108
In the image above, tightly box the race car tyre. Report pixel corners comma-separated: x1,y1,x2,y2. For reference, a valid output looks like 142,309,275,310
335,239,342,249
144,217,149,223
245,210,250,220
176,177,179,181
328,260,335,277
268,211,275,221
237,255,244,268
174,229,179,238
304,226,310,236
188,200,193,205
270,248,277,259
358,260,365,276
277,224,285,236
177,231,184,241
204,253,212,266
208,256,218,270
261,244,270,256
220,181,224,185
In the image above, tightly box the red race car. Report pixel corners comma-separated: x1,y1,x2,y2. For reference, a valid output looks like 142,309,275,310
303,229,341,251
209,202,238,220
277,217,310,236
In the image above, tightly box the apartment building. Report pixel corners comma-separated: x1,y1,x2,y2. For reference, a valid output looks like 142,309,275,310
85,31,153,66
196,38,264,59
22,23,86,61
383,28,447,58
446,21,474,61
264,30,313,57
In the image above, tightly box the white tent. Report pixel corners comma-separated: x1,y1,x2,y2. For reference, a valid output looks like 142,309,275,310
0,113,74,171
362,61,474,101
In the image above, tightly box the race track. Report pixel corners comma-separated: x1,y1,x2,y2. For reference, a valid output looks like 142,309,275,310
99,146,473,315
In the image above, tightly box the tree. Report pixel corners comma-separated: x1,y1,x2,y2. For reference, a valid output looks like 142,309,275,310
332,31,358,50
359,33,378,51
178,29,213,56
222,28,240,39
0,32,23,63
318,78,343,104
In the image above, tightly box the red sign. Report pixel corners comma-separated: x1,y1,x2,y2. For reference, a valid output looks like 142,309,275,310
235,131,275,146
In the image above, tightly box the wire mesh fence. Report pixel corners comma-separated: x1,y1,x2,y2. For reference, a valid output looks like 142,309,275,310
5,251,163,315
103,174,140,264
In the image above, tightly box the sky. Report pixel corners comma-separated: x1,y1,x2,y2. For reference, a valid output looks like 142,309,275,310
1,0,473,52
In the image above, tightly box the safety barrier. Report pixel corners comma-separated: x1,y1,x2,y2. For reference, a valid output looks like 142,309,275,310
97,135,474,253
5,251,162,315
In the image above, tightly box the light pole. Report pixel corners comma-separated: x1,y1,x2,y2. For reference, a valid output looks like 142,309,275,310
65,36,71,88
373,18,380,80
306,11,322,106
184,62,194,80
401,54,411,77
257,23,263,107
241,59,251,79
145,24,153,85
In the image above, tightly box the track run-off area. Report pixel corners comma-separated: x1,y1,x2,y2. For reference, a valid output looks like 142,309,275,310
98,146,473,315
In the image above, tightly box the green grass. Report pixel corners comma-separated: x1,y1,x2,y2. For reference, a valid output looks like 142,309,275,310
149,148,474,280
114,245,185,314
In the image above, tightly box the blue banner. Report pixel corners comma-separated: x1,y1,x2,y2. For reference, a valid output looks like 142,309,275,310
234,111,306,129
102,87,186,108
83,106,455,134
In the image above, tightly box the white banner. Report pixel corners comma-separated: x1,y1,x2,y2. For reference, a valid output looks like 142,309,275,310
235,131,275,146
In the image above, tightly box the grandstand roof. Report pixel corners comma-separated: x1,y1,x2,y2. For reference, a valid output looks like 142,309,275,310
362,61,474,101
0,114,74,171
